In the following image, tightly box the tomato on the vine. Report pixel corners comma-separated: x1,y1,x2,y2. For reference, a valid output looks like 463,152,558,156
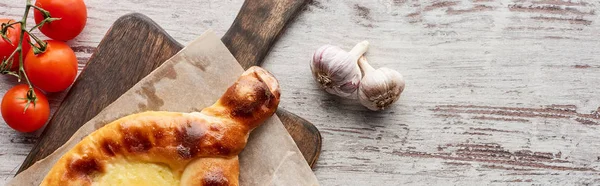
0,19,31,70
1,84,49,132
24,40,78,92
34,0,87,41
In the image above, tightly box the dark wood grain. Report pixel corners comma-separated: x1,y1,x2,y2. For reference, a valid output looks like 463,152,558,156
222,0,310,69
17,14,183,173
2,0,600,184
222,0,321,168
278,109,322,168
18,0,321,173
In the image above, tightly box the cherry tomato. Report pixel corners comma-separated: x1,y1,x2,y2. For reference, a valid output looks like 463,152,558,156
0,19,31,70
34,0,87,41
1,84,50,133
24,40,78,92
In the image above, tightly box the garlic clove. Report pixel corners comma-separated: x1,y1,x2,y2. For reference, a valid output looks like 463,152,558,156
310,41,369,98
357,56,405,111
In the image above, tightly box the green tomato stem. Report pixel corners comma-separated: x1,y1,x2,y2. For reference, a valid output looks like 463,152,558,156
0,0,56,111
0,21,23,44
1,46,21,71
1,21,21,32
30,5,51,18
25,30,48,54
29,17,60,33
18,0,37,109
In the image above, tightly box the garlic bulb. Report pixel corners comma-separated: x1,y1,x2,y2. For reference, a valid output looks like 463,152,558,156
310,41,369,98
357,56,405,111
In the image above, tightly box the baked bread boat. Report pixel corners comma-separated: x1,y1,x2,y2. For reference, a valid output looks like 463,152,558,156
40,66,280,186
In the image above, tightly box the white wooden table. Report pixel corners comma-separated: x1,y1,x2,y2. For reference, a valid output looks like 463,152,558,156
2,0,600,185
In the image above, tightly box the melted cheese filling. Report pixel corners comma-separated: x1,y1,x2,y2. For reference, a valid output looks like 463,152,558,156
92,161,180,186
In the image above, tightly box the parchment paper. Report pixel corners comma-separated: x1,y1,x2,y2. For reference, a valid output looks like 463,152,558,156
8,31,319,186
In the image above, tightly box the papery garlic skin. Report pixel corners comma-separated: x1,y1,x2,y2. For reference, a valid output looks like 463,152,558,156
310,42,369,98
357,57,405,111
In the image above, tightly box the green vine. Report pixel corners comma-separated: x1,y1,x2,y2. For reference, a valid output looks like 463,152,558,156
0,0,60,112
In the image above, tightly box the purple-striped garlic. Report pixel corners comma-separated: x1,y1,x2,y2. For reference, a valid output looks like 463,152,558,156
310,41,369,99
357,56,405,111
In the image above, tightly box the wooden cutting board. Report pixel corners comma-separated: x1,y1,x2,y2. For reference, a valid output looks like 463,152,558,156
18,0,321,173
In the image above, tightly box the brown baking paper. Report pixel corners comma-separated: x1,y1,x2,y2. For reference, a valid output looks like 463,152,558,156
8,30,319,186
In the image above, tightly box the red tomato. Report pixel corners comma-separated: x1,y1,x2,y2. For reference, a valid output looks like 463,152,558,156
24,40,78,92
0,19,31,70
1,84,50,132
34,0,87,41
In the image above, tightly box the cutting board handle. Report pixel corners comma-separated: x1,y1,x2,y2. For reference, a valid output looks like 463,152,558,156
222,0,310,69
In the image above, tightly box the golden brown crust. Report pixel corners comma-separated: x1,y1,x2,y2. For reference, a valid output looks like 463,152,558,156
181,157,239,186
40,66,280,186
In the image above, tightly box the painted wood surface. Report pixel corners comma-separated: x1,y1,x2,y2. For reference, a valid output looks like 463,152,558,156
1,0,600,185
18,0,323,173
